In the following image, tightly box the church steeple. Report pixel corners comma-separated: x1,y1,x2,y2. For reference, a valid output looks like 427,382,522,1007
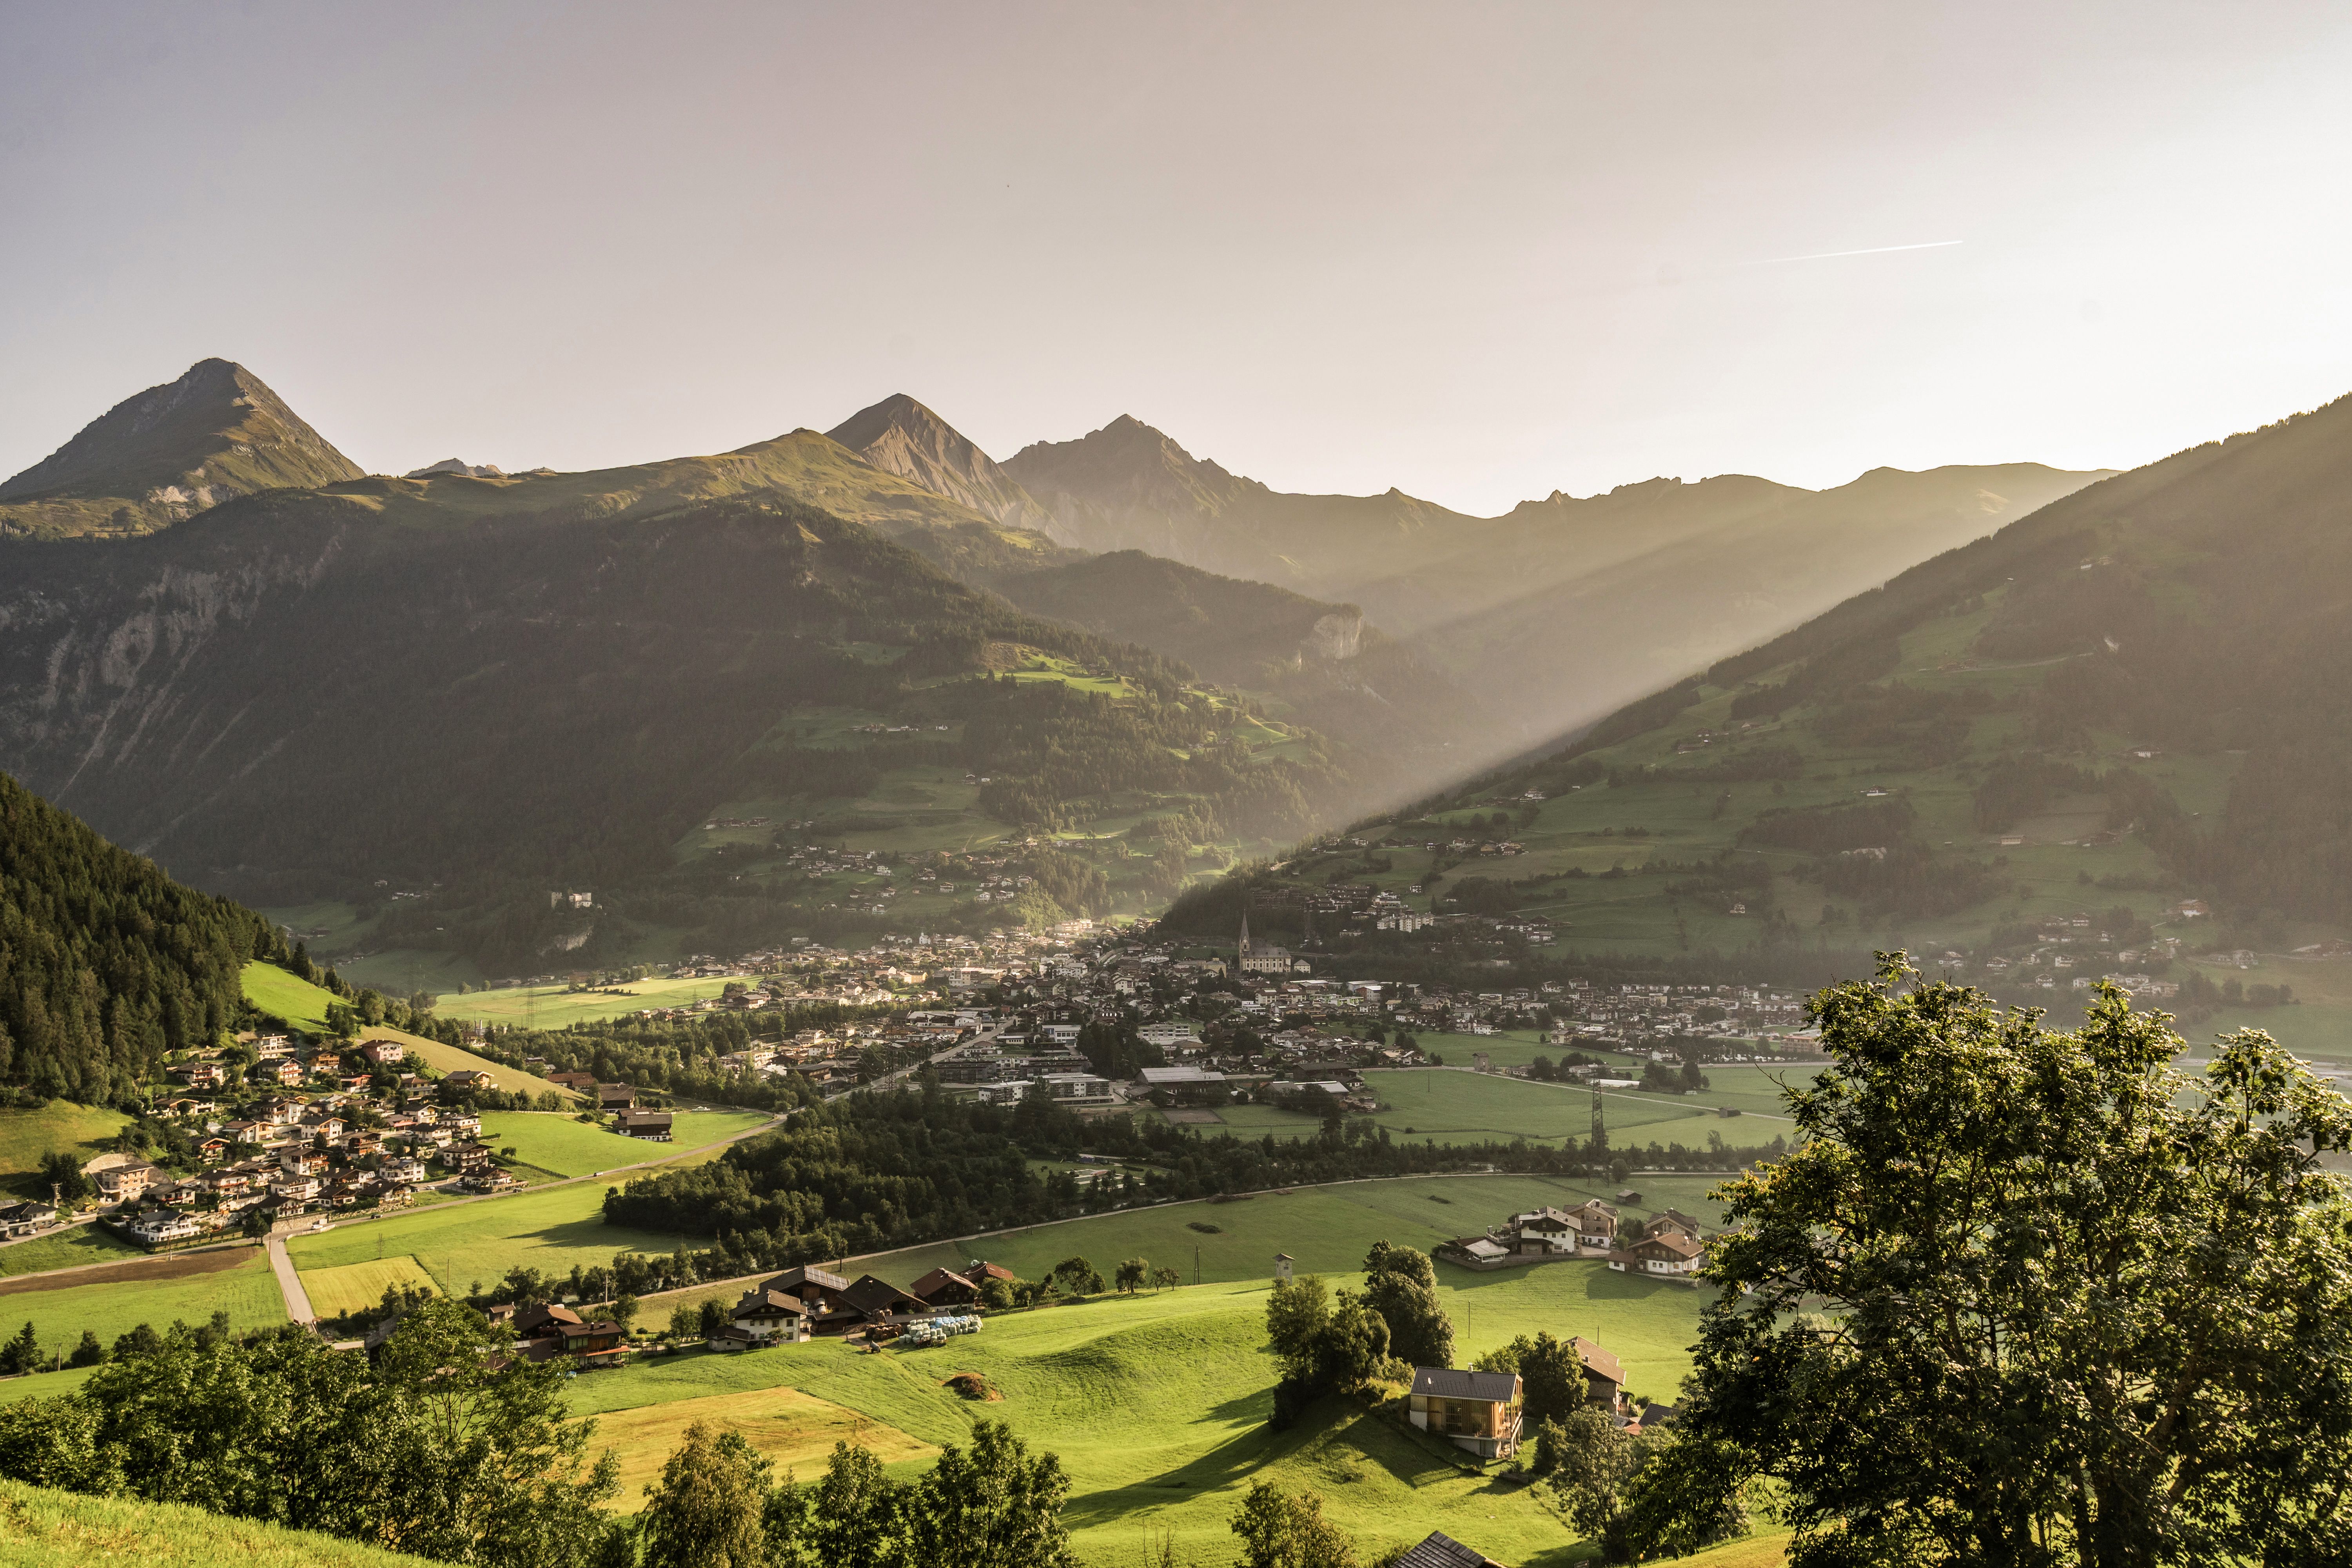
1238,904,1252,958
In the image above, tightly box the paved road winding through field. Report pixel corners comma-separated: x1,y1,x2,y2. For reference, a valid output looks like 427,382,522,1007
267,1234,315,1322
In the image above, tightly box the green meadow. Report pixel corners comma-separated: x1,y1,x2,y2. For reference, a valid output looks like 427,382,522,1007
436,975,740,1029
285,1183,704,1298
0,1226,141,1278
563,1264,1714,1566
0,1478,445,1568
477,1109,772,1181
0,1100,133,1198
0,1250,285,1354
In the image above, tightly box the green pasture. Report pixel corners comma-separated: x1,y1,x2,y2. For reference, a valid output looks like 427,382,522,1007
0,1250,285,1354
564,1263,1711,1566
477,1109,771,1180
286,1183,705,1298
0,1225,140,1277
438,976,737,1028
301,1256,443,1320
0,1100,132,1198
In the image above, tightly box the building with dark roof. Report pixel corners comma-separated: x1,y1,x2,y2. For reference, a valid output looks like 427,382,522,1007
1408,1366,1523,1459
1394,1531,1509,1568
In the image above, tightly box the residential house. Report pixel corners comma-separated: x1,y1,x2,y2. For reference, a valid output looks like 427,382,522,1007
1618,1231,1703,1278
597,1083,636,1111
279,1148,329,1177
1407,1367,1523,1459
1506,1207,1579,1254
730,1289,813,1343
0,1200,59,1236
445,1069,497,1091
837,1274,926,1331
266,1059,307,1087
125,1208,204,1245
93,1161,162,1204
1573,1337,1626,1413
360,1039,407,1066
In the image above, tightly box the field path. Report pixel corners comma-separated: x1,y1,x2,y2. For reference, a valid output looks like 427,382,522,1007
267,1235,314,1322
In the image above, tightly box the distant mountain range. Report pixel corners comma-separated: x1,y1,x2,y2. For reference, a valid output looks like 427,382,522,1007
0,357,2129,969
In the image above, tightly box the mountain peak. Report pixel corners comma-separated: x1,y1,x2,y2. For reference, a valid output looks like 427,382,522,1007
0,358,361,539
823,394,1049,530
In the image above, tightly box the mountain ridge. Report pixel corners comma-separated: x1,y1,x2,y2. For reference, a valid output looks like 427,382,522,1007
827,393,1054,532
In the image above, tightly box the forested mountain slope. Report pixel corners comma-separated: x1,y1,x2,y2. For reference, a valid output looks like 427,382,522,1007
0,769,281,1102
0,481,1350,970
0,359,363,539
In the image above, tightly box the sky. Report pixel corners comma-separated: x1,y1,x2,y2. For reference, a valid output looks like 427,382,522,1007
4,0,2350,515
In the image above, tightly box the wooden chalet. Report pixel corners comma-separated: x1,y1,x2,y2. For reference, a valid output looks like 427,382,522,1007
1407,1366,1523,1459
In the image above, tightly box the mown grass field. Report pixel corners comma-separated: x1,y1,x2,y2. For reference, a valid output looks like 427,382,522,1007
586,1384,937,1510
565,1268,1715,1566
241,963,581,1103
300,1256,443,1321
478,1109,771,1180
285,1183,704,1298
0,1478,446,1568
436,975,739,1029
0,1249,285,1354
0,1225,140,1277
0,1100,133,1198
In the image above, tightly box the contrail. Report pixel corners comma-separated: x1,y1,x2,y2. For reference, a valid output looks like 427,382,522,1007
1739,239,1965,267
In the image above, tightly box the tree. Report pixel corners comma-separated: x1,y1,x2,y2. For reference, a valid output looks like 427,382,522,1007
1631,962,2352,1566
1115,1257,1149,1295
640,1419,772,1568
669,1303,700,1340
1230,1480,1359,1568
1050,1257,1104,1298
1149,1266,1180,1292
36,1151,89,1204
1477,1331,1583,1426
1265,1276,1393,1429
1360,1242,1453,1369
66,1330,104,1369
699,1299,730,1337
802,1441,902,1568
0,1322,38,1376
611,1293,640,1333
979,1277,1016,1312
241,1207,273,1239
1546,1406,1649,1561
907,1419,1076,1568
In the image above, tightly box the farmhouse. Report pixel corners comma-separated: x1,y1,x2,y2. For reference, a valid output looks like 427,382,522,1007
1616,1230,1704,1277
614,1108,674,1141
730,1288,813,1343
597,1082,637,1111
909,1267,981,1306
1407,1366,1524,1459
1394,1532,1510,1568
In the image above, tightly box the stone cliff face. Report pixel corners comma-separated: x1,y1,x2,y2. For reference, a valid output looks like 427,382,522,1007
1305,610,1363,662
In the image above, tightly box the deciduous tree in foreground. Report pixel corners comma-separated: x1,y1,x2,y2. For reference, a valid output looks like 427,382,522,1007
1632,958,2352,1566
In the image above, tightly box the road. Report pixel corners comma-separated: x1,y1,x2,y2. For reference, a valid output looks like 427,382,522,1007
267,1234,315,1321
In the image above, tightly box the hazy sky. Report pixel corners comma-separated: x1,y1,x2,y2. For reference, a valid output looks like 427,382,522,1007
5,1,2350,514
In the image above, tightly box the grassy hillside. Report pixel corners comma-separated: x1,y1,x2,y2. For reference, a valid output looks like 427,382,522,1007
565,1269,1707,1565
435,975,739,1027
0,1479,444,1568
241,963,582,1103
0,1101,132,1199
